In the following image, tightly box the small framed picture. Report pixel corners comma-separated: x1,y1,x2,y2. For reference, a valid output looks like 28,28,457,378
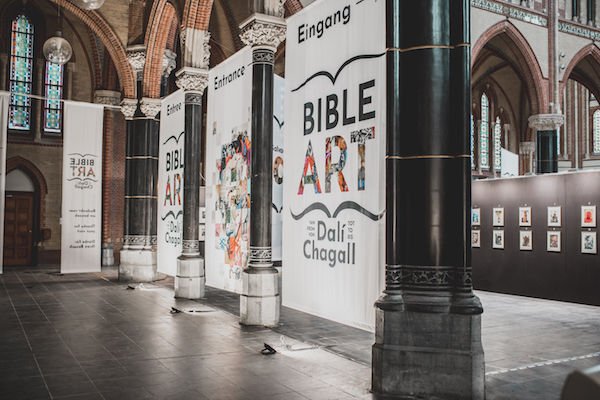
581,231,597,254
547,231,561,252
471,208,481,226
519,231,533,251
493,207,504,227
471,230,481,248
547,206,561,227
581,205,597,228
492,230,504,249
519,207,532,227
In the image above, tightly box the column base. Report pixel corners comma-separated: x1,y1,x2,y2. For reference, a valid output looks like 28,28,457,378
102,244,114,267
175,255,205,299
119,249,163,282
240,268,280,327
372,302,485,399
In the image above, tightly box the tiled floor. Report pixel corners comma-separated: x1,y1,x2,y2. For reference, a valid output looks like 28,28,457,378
0,265,599,400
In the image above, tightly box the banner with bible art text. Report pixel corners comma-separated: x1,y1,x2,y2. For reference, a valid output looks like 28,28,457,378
61,102,104,274
158,90,185,276
282,0,386,331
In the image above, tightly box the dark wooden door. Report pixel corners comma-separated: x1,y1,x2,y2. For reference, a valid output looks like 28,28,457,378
3,192,34,266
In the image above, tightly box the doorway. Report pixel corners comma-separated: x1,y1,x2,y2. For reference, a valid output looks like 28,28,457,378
3,192,34,265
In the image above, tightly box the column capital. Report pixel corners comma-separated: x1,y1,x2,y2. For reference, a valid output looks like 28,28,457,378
120,98,138,120
240,13,286,50
175,67,209,93
140,97,161,118
162,49,177,78
528,113,565,131
520,141,536,155
126,44,146,79
181,29,211,70
94,90,121,107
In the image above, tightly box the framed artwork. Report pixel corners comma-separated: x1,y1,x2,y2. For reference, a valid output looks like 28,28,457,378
471,208,481,226
493,207,504,227
519,207,532,227
492,230,504,249
547,206,561,227
471,230,481,248
519,231,532,251
547,231,561,252
581,232,597,254
581,205,597,228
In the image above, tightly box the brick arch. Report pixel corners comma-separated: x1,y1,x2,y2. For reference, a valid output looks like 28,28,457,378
182,0,214,31
472,20,546,115
46,0,135,99
560,44,600,102
143,1,177,98
285,0,303,15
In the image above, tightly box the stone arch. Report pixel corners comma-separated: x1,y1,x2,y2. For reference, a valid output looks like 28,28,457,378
560,44,600,102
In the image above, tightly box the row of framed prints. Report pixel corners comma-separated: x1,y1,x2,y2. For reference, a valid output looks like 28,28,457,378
471,230,598,254
471,205,597,228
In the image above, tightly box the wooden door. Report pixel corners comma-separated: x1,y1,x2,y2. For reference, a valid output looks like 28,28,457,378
3,193,34,266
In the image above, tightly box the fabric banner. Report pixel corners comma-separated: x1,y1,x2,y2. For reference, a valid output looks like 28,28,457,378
158,90,185,276
282,0,386,331
61,102,104,273
206,46,253,293
272,75,285,262
0,92,8,274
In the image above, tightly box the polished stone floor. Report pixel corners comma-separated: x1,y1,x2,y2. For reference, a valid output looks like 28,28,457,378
0,265,598,400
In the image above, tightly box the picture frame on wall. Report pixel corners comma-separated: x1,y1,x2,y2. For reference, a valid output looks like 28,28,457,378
472,230,481,248
547,206,561,227
581,231,597,254
581,205,597,228
519,230,533,251
519,207,532,227
471,208,481,226
547,231,561,252
492,230,504,249
493,207,504,227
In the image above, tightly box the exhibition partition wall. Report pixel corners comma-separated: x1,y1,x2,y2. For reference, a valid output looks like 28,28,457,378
282,0,386,331
272,75,284,263
158,90,186,276
472,171,600,305
0,92,8,274
60,102,104,273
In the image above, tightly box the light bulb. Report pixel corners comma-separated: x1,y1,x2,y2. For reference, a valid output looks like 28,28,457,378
43,32,73,65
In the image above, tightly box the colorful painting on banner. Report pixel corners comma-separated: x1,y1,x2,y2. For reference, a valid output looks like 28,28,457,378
206,47,253,293
272,75,285,262
157,90,185,276
282,0,386,331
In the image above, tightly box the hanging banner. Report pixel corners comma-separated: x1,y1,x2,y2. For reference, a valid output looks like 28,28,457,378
282,0,386,331
61,102,104,274
158,90,185,276
0,92,8,275
272,75,285,262
206,47,253,293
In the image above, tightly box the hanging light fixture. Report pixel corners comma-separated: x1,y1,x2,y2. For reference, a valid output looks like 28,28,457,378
43,3,72,65
75,0,106,10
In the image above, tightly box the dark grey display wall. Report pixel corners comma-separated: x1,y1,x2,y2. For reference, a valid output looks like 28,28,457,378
472,171,600,305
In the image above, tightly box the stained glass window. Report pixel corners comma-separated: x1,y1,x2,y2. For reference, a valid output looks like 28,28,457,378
593,109,600,154
494,116,502,171
44,61,64,133
480,93,490,169
471,114,475,169
8,14,34,131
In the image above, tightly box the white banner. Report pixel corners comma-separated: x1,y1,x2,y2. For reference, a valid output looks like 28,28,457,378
0,92,8,274
283,0,386,331
158,90,185,276
206,47,253,293
61,102,104,273
272,75,285,262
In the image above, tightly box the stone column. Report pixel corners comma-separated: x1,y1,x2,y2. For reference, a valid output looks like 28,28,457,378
174,67,209,299
529,114,564,173
372,1,484,398
94,90,122,267
0,54,7,92
238,12,285,326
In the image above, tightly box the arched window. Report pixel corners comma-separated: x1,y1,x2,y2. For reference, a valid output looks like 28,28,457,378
8,14,34,131
593,109,600,154
44,61,64,133
494,116,502,171
470,114,475,169
480,93,490,170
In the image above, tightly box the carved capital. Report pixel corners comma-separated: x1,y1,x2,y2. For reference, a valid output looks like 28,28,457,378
175,67,209,93
126,44,146,79
519,141,536,155
528,114,565,131
120,98,138,120
162,49,177,78
240,13,286,50
181,29,211,70
94,90,121,106
140,97,162,118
